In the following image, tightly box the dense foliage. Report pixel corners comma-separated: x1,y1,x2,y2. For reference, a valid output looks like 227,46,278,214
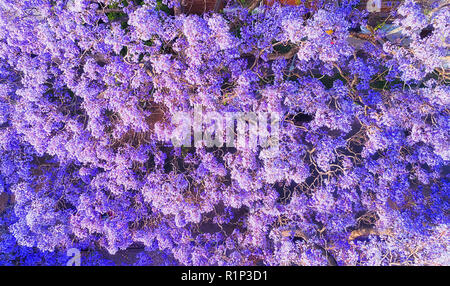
0,0,448,265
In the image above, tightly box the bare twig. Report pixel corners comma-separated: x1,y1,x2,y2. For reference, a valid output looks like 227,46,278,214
281,229,309,241
267,46,299,61
348,227,393,241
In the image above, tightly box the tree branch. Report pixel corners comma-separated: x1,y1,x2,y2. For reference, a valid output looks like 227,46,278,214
248,0,262,11
267,46,299,61
214,0,224,12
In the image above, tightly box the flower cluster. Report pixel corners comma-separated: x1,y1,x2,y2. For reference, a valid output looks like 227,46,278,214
0,0,448,266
